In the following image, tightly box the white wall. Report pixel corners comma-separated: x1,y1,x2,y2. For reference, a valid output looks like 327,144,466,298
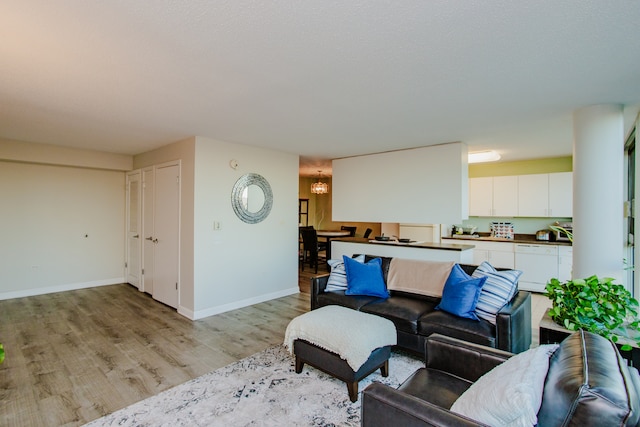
332,143,468,223
192,137,299,318
0,161,126,298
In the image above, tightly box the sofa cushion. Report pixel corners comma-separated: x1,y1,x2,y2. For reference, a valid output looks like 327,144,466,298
326,254,365,291
399,367,473,409
418,310,496,348
537,331,640,427
450,344,558,426
316,290,383,311
472,261,522,325
361,296,436,334
387,258,454,298
344,256,389,299
435,264,487,320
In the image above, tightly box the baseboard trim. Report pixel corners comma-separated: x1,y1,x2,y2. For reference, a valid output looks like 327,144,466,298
0,277,126,301
182,286,300,320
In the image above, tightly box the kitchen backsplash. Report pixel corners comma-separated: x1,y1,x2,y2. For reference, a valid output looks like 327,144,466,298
462,217,572,235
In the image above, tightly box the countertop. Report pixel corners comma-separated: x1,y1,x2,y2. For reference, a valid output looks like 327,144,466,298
333,237,475,251
442,233,572,246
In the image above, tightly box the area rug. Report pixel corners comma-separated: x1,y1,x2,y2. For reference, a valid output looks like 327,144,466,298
84,344,423,426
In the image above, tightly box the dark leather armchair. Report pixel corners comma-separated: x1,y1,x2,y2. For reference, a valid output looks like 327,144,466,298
362,332,640,426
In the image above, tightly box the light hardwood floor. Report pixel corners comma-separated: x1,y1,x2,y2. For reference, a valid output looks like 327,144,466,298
0,284,308,427
1,264,550,427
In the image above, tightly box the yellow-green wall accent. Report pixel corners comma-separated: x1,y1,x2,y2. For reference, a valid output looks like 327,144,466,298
469,156,572,178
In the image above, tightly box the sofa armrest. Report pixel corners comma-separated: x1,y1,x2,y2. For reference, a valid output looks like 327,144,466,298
361,383,488,427
495,290,532,353
310,274,330,310
425,334,512,382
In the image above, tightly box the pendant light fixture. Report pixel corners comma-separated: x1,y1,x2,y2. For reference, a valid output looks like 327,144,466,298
310,170,329,194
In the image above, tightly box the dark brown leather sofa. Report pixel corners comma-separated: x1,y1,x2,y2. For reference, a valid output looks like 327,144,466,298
361,331,640,426
311,257,532,356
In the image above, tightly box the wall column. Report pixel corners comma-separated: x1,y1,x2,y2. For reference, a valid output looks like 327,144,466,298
572,104,624,281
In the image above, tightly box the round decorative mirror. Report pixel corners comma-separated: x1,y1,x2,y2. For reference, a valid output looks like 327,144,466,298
231,173,273,224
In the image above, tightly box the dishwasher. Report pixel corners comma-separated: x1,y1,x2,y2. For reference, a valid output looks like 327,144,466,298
514,244,558,293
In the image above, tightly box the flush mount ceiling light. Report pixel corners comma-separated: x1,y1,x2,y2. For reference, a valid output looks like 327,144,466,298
310,170,329,194
468,150,501,164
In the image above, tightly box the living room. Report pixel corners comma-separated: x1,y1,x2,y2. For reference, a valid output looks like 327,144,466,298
2,2,640,426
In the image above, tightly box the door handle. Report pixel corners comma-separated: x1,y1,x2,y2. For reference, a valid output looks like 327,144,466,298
145,236,153,241
133,234,139,238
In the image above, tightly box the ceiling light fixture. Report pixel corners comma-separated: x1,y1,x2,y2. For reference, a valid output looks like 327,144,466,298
310,170,329,194
468,150,501,164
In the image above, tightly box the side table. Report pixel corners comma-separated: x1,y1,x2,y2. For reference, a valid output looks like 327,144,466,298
539,308,639,367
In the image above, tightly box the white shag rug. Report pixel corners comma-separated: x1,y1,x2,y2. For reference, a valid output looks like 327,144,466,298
84,344,423,427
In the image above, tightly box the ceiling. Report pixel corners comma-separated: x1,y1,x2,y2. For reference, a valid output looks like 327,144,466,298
1,1,639,177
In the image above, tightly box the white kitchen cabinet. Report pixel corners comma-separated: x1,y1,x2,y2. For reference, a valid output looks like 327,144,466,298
455,239,515,269
469,177,493,216
517,172,573,217
492,176,518,217
548,172,573,217
468,176,517,217
557,245,573,282
518,174,549,217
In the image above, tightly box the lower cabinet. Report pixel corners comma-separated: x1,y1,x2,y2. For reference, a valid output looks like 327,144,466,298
467,241,515,269
557,246,573,282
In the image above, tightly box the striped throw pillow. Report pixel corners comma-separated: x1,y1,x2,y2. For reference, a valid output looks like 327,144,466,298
326,254,365,291
472,261,522,324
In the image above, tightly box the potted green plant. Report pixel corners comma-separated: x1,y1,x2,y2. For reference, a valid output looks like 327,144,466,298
545,225,640,350
545,276,640,350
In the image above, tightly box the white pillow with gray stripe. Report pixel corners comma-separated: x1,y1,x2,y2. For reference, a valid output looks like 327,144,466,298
326,254,365,291
472,261,522,324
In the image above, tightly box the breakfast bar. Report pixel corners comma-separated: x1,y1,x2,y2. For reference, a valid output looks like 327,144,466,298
330,237,474,263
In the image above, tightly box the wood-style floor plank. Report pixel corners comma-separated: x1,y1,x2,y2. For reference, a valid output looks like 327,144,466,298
0,283,308,427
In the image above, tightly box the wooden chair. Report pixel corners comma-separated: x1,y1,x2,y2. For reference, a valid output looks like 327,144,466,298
340,226,357,237
299,227,326,273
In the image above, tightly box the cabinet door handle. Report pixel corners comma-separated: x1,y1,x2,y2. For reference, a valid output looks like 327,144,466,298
145,236,153,241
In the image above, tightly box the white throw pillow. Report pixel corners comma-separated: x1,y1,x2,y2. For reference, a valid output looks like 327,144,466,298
450,344,558,427
326,254,365,291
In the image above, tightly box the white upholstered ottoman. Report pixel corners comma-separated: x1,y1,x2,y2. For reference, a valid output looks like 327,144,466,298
284,305,397,402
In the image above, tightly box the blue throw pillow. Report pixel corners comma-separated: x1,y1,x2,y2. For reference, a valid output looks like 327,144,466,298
435,264,487,320
343,256,389,299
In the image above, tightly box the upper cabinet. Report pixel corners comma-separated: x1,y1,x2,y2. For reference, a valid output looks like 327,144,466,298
468,177,493,216
518,174,549,217
468,176,518,217
469,172,572,218
548,172,573,217
492,176,519,217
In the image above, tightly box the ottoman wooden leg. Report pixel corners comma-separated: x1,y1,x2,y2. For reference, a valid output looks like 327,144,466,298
380,360,389,377
295,356,304,374
347,381,358,403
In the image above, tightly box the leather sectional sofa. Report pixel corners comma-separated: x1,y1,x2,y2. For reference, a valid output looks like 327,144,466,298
361,331,640,426
311,256,532,356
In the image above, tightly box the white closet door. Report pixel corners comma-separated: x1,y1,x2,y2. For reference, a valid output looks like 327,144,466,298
152,163,180,308
126,171,141,288
141,167,155,294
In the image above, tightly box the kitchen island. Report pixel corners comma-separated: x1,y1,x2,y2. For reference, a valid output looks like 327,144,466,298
331,237,474,263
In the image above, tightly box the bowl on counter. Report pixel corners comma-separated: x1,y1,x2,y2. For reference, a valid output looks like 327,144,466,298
374,236,390,241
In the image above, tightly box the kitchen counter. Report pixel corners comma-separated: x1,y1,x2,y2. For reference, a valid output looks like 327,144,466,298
330,237,474,263
443,233,572,246
334,237,475,251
